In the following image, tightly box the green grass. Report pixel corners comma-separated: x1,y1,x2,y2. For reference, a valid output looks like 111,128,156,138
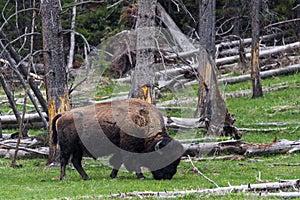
1,153,300,199
1,72,300,199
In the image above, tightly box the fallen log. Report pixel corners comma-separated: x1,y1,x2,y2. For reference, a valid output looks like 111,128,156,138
217,33,283,48
183,140,247,157
164,116,206,129
182,155,245,161
165,33,282,60
95,179,300,199
219,63,300,85
0,142,48,158
0,112,48,124
225,84,288,98
238,127,289,132
217,41,300,66
245,139,300,156
245,121,300,127
183,139,300,157
255,192,300,198
1,122,47,129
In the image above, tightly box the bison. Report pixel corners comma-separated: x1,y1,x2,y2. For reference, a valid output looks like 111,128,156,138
52,98,184,180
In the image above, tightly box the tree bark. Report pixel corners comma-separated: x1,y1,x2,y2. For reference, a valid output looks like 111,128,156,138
40,0,70,163
251,0,263,98
129,0,157,104
198,0,216,59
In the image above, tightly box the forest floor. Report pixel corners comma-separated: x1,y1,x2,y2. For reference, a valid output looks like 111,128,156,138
0,72,300,199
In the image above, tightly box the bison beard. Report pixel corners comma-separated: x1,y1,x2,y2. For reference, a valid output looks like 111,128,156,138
52,98,183,180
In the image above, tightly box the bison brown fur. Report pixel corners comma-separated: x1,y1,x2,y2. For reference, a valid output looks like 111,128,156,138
52,98,183,180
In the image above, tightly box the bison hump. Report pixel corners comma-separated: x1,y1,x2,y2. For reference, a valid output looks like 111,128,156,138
111,99,164,138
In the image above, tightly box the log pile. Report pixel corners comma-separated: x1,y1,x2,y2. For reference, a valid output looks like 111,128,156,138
115,39,300,90
0,134,48,158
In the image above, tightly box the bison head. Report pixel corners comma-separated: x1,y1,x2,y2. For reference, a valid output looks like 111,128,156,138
146,136,184,180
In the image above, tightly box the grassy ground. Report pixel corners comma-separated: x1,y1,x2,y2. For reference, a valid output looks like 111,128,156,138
0,72,300,199
1,154,299,199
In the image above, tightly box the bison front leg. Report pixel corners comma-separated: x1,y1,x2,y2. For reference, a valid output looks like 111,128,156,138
109,153,122,179
123,159,146,179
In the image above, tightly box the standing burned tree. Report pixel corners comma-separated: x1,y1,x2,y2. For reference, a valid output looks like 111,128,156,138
251,0,263,98
40,0,70,163
195,0,227,136
129,0,157,104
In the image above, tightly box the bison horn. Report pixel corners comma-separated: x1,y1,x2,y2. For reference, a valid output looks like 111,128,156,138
154,140,163,151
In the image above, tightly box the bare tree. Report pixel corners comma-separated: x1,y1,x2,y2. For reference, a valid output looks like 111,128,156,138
195,0,216,118
40,0,71,163
195,0,229,136
129,0,157,104
67,0,78,71
198,0,216,59
251,0,263,98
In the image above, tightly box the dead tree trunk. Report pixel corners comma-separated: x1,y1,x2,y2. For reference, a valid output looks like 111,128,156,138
251,0,263,98
129,0,157,104
40,0,71,163
198,0,216,59
196,0,216,117
195,0,228,136
67,0,77,72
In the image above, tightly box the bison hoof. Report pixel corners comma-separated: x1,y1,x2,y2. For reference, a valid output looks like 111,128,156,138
110,169,118,179
110,174,117,179
83,176,91,180
136,173,146,180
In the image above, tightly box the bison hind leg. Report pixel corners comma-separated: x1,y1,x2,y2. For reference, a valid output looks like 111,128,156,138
60,150,71,180
71,147,90,180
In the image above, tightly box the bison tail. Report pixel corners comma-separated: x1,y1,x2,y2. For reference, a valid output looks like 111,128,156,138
52,113,62,145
